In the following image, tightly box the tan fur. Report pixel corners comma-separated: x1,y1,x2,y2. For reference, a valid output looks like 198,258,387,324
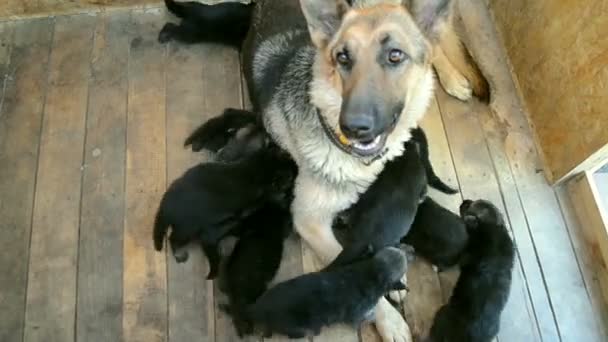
435,18,489,101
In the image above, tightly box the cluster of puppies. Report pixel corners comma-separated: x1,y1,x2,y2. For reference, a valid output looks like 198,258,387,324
153,107,515,341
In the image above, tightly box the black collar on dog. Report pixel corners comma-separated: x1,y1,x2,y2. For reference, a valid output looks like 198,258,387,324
315,108,387,166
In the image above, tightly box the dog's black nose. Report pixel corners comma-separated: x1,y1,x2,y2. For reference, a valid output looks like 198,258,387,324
340,114,375,140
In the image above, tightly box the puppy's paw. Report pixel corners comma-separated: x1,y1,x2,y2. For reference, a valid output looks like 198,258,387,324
441,71,473,102
375,299,413,342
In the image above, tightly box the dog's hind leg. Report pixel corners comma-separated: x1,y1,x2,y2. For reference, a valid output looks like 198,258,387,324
433,45,472,102
436,18,489,102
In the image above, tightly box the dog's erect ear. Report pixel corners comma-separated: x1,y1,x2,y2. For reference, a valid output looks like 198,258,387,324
300,0,350,48
410,0,451,36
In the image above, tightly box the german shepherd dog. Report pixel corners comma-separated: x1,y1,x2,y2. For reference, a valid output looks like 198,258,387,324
160,1,472,340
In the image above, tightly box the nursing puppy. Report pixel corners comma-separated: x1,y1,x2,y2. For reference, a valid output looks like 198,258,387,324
219,202,293,337
153,146,297,279
229,247,408,339
402,197,468,271
425,199,514,342
158,0,253,46
327,139,427,270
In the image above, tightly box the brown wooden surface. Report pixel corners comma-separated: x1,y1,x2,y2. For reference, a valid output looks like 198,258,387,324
558,184,608,336
485,0,608,183
0,18,50,342
436,88,542,342
1,8,606,342
76,12,129,342
24,14,95,342
165,29,215,342
123,9,168,342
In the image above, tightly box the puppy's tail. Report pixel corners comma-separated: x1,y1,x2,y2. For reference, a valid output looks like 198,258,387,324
411,128,459,195
153,206,170,251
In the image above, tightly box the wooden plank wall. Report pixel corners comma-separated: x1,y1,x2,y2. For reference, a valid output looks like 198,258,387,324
486,0,608,183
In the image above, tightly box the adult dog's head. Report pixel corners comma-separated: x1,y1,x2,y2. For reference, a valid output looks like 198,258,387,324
302,0,449,158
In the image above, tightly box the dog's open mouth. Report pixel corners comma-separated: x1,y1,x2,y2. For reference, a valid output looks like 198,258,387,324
317,110,399,159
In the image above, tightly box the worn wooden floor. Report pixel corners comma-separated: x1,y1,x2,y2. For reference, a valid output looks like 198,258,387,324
1,7,607,342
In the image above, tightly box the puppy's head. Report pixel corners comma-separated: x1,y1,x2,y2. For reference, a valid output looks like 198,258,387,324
459,199,505,229
301,0,449,158
373,246,408,284
217,125,268,162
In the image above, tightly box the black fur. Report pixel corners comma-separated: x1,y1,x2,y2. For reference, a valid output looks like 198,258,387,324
425,199,515,342
158,0,253,46
184,108,258,153
228,247,408,338
327,139,427,269
219,202,293,337
153,146,297,279
402,197,468,271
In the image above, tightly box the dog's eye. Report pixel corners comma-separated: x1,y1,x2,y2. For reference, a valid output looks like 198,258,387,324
336,50,351,67
388,49,406,64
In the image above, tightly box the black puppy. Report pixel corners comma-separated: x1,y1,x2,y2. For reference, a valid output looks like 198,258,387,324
402,197,468,271
219,202,293,337
158,0,253,46
425,199,515,342
327,138,428,270
153,145,297,279
228,247,408,338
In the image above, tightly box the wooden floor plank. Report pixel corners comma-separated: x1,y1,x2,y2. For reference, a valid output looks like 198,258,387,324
436,89,541,342
504,127,604,342
302,244,360,342
265,234,308,342
0,21,13,111
477,100,562,341
556,185,608,337
176,42,258,342
24,14,95,342
419,97,463,301
124,9,167,342
76,12,129,342
165,39,215,342
0,18,51,342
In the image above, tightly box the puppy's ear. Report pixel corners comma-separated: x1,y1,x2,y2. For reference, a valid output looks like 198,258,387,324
300,0,350,48
410,0,451,37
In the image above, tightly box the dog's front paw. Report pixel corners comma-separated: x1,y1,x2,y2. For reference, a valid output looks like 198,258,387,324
440,71,473,102
375,299,413,342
